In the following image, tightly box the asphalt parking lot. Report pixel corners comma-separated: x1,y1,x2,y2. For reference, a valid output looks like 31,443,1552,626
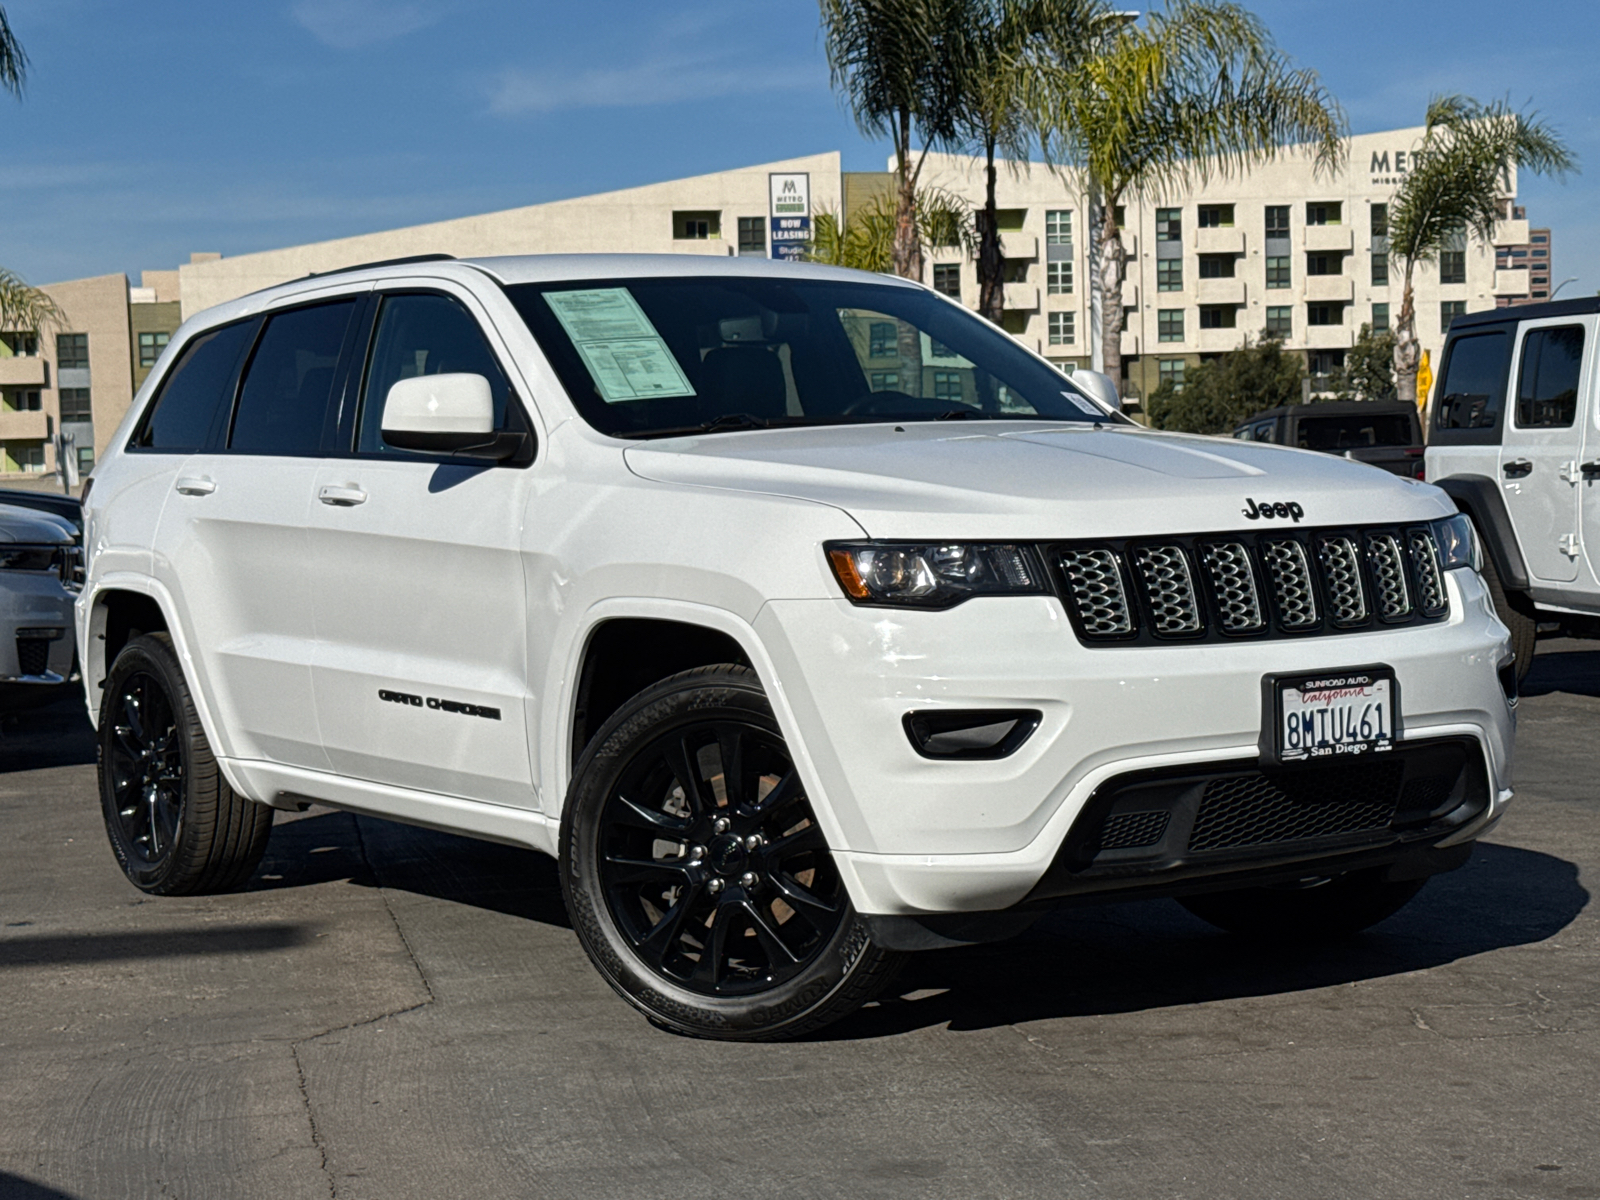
0,643,1596,1200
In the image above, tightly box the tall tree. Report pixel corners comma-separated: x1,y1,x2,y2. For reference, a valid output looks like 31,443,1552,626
1033,0,1344,385
0,8,64,341
1145,334,1304,433
808,187,975,273
1386,96,1575,405
820,0,969,282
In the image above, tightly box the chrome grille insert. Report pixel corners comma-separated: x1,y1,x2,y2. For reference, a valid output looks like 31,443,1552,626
1200,542,1265,633
1317,535,1369,626
1261,539,1319,629
1132,544,1202,635
1365,533,1411,620
1408,530,1448,617
1059,548,1133,636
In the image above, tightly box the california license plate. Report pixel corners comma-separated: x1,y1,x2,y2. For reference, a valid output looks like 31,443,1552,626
1271,668,1397,764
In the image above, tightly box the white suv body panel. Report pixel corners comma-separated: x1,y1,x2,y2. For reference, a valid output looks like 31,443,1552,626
80,255,1517,917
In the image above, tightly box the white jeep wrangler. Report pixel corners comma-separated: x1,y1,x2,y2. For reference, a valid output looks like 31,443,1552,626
1426,297,1600,681
79,255,1516,1039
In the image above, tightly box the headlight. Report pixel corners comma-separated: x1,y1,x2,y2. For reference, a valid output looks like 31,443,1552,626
1431,513,1480,572
826,542,1046,608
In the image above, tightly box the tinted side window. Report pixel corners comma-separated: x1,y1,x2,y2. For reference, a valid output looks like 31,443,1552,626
357,294,515,455
131,320,256,452
1515,325,1584,428
1297,414,1414,450
1433,329,1511,443
230,301,358,455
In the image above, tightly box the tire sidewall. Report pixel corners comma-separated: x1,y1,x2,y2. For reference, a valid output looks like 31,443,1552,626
560,669,874,1038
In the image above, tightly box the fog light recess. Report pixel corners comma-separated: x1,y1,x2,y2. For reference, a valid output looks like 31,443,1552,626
903,709,1041,760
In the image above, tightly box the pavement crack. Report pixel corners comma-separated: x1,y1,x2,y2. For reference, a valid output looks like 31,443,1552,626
352,814,438,1009
290,1040,337,1200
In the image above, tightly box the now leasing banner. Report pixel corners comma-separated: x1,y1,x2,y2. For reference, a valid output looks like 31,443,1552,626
769,172,811,261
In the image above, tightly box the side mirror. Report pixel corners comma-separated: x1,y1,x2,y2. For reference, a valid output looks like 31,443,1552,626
1068,369,1122,412
381,374,525,460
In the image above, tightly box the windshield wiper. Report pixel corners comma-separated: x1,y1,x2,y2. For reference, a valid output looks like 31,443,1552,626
616,413,784,440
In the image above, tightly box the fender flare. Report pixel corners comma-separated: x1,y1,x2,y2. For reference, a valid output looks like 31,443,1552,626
1431,475,1530,593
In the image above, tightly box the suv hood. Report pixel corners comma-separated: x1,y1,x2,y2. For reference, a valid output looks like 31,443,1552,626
0,502,75,545
624,423,1454,539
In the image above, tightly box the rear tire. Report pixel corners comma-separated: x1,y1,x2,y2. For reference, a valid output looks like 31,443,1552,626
98,633,273,895
1477,535,1537,683
1177,869,1427,939
560,664,903,1040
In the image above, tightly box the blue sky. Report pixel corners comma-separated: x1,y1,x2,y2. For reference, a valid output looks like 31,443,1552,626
3,0,1597,292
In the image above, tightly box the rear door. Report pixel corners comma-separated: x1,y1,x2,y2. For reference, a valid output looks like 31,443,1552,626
1574,327,1600,605
1500,317,1591,585
306,285,539,808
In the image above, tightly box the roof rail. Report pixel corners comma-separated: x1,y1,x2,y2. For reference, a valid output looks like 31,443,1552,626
305,253,457,279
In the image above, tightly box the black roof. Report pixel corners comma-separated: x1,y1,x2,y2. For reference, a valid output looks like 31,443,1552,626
1234,400,1419,426
1452,295,1600,329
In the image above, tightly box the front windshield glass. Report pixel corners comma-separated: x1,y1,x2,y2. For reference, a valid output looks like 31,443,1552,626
503,275,1113,437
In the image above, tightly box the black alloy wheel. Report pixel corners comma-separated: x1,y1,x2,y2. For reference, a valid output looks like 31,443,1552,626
105,670,185,866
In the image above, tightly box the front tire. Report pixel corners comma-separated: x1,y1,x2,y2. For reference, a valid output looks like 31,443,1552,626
98,633,273,895
560,665,902,1040
1177,868,1427,939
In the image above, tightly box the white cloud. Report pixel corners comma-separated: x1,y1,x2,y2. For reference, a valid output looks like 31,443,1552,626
289,0,445,50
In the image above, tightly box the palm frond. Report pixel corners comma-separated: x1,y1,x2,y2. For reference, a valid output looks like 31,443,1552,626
0,4,27,98
0,268,66,335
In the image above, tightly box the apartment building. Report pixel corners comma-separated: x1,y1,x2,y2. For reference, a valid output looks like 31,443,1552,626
1495,212,1557,305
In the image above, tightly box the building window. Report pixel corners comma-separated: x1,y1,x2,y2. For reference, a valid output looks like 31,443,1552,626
1307,304,1341,327
1308,349,1345,381
1440,251,1466,284
1048,312,1076,346
59,388,92,421
1371,253,1389,286
1199,306,1236,329
1198,255,1235,279
1197,204,1234,228
1532,248,1547,259
5,443,46,473
1532,234,1548,244
672,210,720,240
867,322,896,359
1156,208,1182,242
1122,306,1135,334
1371,203,1388,239
77,446,95,475
1441,300,1467,332
932,370,963,401
1372,302,1390,332
1533,291,1548,299
737,217,766,257
1001,259,1031,284
137,331,170,368
1158,359,1185,391
1157,259,1183,291
4,389,41,412
1046,261,1073,295
1512,249,1527,259
1306,202,1341,226
0,332,38,356
1532,276,1549,287
1045,210,1073,245
1158,309,1184,342
56,333,88,369
869,371,899,392
933,263,961,298
1265,306,1292,337
1265,205,1290,237
1266,256,1291,288
994,209,1026,233
1306,253,1340,276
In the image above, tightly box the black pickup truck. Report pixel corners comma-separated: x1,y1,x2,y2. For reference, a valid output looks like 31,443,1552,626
1231,400,1425,478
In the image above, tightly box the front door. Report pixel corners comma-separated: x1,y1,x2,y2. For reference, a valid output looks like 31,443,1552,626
306,287,538,808
1500,317,1591,585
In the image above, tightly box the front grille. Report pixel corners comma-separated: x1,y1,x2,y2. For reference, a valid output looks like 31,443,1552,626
1188,760,1405,851
1098,810,1171,850
1051,523,1450,646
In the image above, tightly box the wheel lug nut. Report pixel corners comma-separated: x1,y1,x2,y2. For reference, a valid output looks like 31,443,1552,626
740,872,758,889
713,817,731,834
689,845,706,861
707,878,725,894
744,834,762,850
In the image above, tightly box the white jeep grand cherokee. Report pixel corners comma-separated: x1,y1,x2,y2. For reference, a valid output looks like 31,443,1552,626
79,255,1516,1039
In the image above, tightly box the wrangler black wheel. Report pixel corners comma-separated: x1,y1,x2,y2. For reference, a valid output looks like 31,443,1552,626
561,665,901,1039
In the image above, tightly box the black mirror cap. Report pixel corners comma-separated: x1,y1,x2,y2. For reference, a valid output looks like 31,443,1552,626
903,709,1042,760
382,429,531,462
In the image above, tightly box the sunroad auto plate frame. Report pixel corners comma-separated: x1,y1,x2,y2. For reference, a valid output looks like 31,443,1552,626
1259,664,1401,769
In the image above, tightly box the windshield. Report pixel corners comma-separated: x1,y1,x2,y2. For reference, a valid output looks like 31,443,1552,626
503,275,1114,437
1296,414,1415,451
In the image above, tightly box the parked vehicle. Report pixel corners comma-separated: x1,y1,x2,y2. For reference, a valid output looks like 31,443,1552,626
0,492,81,712
1233,401,1425,478
79,255,1515,1039
1426,296,1600,681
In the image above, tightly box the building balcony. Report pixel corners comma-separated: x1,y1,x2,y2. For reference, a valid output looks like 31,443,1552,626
670,240,732,256
1494,219,1530,246
1304,274,1355,302
1000,233,1038,259
1195,227,1245,255
1003,283,1039,311
1120,282,1139,308
1121,331,1141,357
1494,268,1531,296
1197,277,1246,305
0,409,50,440
1301,323,1354,350
0,357,46,387
1199,327,1244,352
1303,226,1352,252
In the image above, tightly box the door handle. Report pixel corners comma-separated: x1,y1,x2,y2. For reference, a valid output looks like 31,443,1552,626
1582,460,1600,478
318,485,368,507
1503,459,1533,479
174,477,216,496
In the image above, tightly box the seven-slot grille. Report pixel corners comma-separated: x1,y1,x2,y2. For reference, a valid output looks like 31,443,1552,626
1051,524,1450,646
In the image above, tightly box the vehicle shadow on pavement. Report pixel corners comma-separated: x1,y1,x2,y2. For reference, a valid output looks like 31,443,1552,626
819,841,1587,1040
0,1170,82,1200
0,699,95,773
0,923,313,970
1520,645,1600,698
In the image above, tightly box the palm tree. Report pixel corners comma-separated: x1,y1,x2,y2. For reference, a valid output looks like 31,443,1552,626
0,3,25,96
1386,96,1576,405
1033,0,1344,385
0,7,63,343
807,186,975,273
820,0,970,282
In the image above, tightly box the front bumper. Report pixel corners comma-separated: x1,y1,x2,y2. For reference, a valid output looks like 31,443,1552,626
755,567,1514,916
0,572,78,710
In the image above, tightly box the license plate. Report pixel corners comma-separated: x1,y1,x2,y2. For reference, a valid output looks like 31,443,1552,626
1272,668,1397,764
